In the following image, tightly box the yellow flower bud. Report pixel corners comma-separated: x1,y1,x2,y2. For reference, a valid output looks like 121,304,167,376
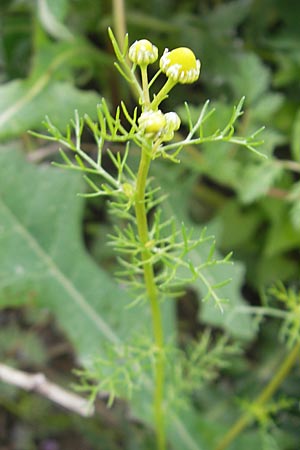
129,39,158,66
160,47,200,84
138,110,166,135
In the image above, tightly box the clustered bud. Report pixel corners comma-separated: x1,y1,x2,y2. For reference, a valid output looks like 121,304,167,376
138,110,181,142
129,39,200,85
129,38,199,146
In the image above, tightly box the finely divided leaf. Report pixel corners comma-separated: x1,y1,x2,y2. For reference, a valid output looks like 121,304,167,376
155,162,256,340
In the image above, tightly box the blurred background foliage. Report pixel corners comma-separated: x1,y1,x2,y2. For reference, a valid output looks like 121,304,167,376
1,0,300,449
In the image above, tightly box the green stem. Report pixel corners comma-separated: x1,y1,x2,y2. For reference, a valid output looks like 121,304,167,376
214,341,300,450
135,146,166,450
112,0,127,48
150,77,177,110
140,66,151,108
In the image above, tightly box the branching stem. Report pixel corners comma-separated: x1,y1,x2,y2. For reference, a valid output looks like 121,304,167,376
134,145,166,450
214,341,300,450
151,78,176,110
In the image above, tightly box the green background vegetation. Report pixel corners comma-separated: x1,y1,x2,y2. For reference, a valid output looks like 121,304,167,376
1,0,300,449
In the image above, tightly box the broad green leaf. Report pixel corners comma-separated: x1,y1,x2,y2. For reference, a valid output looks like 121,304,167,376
0,146,204,450
252,127,285,158
250,254,298,289
229,52,271,104
273,50,300,87
0,40,107,140
218,200,262,250
249,93,284,122
37,0,73,40
204,0,252,36
0,80,100,140
0,145,141,361
264,214,300,258
236,161,282,204
168,411,207,450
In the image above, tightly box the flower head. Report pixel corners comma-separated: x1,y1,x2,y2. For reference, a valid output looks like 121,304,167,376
129,39,158,66
138,110,181,142
160,47,200,84
164,112,181,131
138,110,166,135
163,112,181,141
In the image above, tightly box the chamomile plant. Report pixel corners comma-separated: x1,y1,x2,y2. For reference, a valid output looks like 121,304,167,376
33,29,264,450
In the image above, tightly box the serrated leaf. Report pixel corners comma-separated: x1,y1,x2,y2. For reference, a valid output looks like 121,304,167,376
229,52,271,104
264,214,300,257
250,93,284,122
205,0,252,36
237,162,282,204
200,257,255,340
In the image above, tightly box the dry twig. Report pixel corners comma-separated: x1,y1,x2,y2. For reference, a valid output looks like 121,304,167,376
0,363,94,417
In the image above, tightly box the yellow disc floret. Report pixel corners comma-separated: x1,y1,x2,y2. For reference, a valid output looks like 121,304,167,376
129,39,158,66
160,47,200,84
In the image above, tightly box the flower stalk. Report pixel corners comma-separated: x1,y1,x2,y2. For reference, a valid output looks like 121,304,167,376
129,38,201,450
135,144,166,450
